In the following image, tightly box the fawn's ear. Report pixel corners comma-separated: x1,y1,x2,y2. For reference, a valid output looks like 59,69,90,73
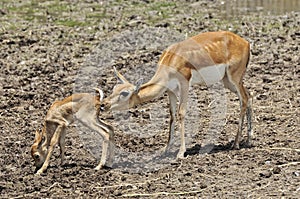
34,130,42,143
93,87,104,101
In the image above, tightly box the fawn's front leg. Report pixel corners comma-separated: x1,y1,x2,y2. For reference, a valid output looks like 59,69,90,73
95,139,109,170
36,125,64,175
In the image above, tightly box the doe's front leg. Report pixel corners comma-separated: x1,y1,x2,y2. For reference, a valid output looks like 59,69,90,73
176,90,188,159
177,103,187,159
162,90,177,154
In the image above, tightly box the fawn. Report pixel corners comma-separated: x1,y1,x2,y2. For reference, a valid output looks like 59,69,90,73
31,88,114,174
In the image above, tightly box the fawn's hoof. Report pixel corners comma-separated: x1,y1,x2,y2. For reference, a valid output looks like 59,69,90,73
94,165,103,170
35,170,43,175
94,165,112,170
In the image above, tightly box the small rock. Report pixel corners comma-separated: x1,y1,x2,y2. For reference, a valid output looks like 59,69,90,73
184,172,192,176
0,9,7,15
273,166,281,174
259,171,272,178
197,168,205,173
200,183,208,189
29,105,35,111
293,171,299,177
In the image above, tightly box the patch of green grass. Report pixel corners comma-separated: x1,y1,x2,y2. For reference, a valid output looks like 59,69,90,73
1,0,93,27
148,1,176,18
86,12,107,19
5,1,47,23
55,19,87,27
149,1,176,9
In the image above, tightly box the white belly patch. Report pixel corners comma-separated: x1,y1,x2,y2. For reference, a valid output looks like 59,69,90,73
190,64,227,86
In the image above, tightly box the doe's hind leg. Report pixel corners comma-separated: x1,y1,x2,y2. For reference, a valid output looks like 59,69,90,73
232,83,250,149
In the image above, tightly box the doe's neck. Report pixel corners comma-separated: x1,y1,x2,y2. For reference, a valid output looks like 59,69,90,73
136,82,167,104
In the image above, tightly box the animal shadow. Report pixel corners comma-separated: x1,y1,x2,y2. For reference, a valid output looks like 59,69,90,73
184,140,252,157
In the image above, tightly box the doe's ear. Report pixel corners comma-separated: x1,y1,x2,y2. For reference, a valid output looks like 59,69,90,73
134,78,144,93
113,66,129,84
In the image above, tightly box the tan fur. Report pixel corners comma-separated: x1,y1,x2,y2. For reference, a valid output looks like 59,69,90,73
102,31,252,159
31,89,114,175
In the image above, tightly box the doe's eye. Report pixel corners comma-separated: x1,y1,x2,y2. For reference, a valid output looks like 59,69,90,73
120,90,130,98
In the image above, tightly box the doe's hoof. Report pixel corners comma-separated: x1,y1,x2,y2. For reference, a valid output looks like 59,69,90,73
232,144,240,150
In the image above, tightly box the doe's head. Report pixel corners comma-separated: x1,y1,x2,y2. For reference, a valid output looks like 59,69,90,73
101,67,143,111
31,131,47,170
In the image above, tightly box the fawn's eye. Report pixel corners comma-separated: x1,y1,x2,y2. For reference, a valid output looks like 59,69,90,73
100,104,105,111
34,154,40,160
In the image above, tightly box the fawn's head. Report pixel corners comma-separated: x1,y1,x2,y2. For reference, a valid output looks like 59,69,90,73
31,131,47,170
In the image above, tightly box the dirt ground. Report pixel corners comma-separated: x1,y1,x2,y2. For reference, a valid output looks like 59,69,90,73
0,0,299,198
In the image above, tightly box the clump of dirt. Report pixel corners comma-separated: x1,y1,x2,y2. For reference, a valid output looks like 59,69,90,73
0,0,299,198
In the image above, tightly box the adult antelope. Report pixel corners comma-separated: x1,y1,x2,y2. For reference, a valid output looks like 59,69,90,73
102,31,252,159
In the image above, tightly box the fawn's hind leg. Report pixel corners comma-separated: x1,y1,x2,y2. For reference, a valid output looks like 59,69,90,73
59,126,67,165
